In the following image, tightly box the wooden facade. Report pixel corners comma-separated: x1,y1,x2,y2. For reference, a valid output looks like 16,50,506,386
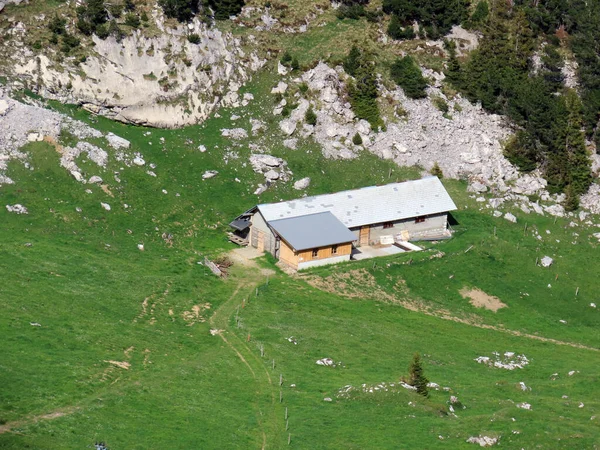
278,240,352,270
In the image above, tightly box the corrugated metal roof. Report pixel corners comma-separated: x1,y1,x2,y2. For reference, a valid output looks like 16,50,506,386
269,212,357,251
258,177,456,228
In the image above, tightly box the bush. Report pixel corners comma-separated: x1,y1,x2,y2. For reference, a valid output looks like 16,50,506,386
141,11,149,22
158,0,198,22
109,3,123,18
124,0,136,11
432,96,449,113
430,162,443,178
298,82,309,94
390,56,428,99
352,132,363,145
336,4,365,20
387,14,414,40
503,131,538,173
305,106,317,126
95,23,110,39
408,353,429,397
48,16,67,35
124,13,141,28
187,33,201,44
108,19,125,42
61,33,81,53
77,0,108,35
207,0,246,21
280,50,292,67
291,57,300,71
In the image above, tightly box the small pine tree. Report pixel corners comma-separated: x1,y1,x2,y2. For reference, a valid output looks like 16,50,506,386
408,353,429,397
291,57,300,71
305,107,317,126
469,1,489,26
387,13,403,39
280,50,292,67
352,132,363,145
564,184,579,211
390,56,428,99
430,162,443,178
343,45,361,77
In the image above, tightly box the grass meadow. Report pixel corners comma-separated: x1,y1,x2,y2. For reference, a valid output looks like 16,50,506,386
1,68,599,448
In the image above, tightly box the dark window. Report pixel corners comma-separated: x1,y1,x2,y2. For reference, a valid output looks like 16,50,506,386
415,216,426,223
312,249,319,258
383,222,394,229
332,245,338,254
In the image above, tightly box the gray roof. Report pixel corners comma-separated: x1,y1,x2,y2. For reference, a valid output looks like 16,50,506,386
269,212,357,251
258,177,456,228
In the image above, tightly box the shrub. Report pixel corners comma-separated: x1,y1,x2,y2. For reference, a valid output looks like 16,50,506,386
77,0,108,35
109,3,123,18
298,82,309,94
336,4,365,20
141,11,149,22
352,132,363,145
280,50,292,67
187,33,201,44
124,13,141,28
61,33,81,53
207,0,246,20
95,23,110,39
390,56,428,99
432,96,449,113
408,353,429,397
108,19,125,42
48,15,67,35
124,0,136,11
291,57,300,71
158,0,198,22
430,162,443,178
305,106,317,125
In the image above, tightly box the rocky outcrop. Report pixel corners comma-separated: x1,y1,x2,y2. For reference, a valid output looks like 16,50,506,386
9,16,265,128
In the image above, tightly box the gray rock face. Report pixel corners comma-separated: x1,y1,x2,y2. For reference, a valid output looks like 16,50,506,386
9,17,266,128
504,212,517,223
221,128,248,140
88,175,103,184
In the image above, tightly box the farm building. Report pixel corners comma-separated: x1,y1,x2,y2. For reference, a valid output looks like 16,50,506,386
229,176,457,270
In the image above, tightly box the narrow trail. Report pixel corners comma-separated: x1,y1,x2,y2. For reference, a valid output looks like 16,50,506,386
209,277,281,449
0,407,79,435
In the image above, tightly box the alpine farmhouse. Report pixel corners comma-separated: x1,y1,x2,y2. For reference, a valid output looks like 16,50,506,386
229,176,457,270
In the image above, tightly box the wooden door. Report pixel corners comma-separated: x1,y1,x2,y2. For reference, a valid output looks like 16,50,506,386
257,230,265,252
359,226,370,246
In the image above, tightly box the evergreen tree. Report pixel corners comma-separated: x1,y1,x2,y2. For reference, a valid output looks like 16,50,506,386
348,63,383,129
352,132,363,145
468,0,489,26
343,45,362,77
304,107,317,126
563,90,592,196
390,56,428,99
408,353,429,397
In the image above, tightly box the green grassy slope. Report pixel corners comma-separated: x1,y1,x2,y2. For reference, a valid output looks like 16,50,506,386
1,73,599,448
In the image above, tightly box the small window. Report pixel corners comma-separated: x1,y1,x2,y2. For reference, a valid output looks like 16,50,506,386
332,245,338,254
415,216,426,224
383,222,394,229
312,249,319,258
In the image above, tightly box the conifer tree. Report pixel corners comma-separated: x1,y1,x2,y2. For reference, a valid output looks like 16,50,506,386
390,56,428,99
408,353,429,397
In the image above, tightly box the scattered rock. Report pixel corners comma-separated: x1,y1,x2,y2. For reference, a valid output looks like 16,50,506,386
475,352,529,370
271,81,288,94
316,358,335,366
221,128,248,140
517,402,532,410
133,156,145,166
88,175,103,184
137,244,144,251
504,212,517,223
101,202,111,211
466,435,498,447
198,144,207,153
293,177,311,190
6,204,28,214
106,132,130,149
540,256,553,267
202,170,219,180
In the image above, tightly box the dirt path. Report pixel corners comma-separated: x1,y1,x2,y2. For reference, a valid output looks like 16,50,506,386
209,277,280,449
0,406,79,435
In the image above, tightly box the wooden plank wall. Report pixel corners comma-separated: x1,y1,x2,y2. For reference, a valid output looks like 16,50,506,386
279,240,299,269
297,243,352,263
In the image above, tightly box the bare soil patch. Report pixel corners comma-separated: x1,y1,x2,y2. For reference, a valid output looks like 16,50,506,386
460,287,507,312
